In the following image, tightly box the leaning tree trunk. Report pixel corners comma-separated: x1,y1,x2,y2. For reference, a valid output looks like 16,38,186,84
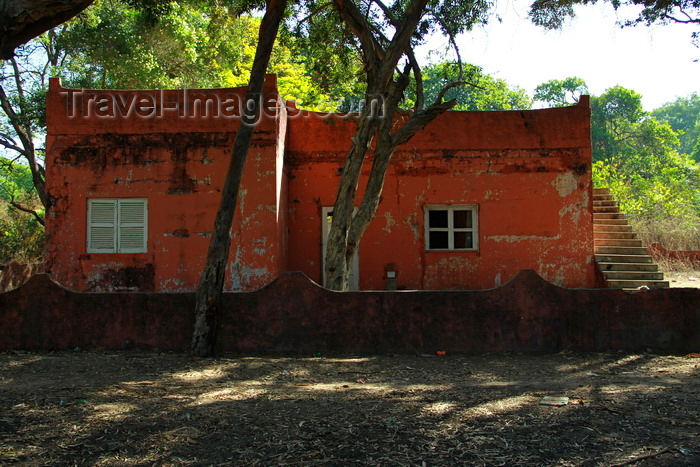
1,0,95,59
324,73,457,291
191,0,287,357
323,107,381,291
323,0,436,291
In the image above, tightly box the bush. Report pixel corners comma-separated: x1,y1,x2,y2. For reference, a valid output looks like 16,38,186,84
631,215,700,252
0,200,44,264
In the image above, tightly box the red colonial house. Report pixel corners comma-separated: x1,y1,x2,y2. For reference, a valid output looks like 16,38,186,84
44,75,596,292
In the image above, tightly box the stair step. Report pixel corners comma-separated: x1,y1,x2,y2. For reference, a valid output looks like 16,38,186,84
593,220,630,227
595,239,644,247
596,262,659,272
595,254,654,264
593,188,668,289
595,246,649,255
593,224,634,232
602,271,665,280
594,206,621,213
593,200,618,207
606,279,670,289
593,213,626,220
593,232,638,240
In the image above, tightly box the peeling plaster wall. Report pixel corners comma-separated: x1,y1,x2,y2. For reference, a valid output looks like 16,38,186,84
45,77,594,292
286,99,595,289
44,76,287,292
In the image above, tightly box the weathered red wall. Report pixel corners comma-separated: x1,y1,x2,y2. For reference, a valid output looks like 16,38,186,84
0,272,697,353
45,78,594,291
649,243,700,267
44,77,288,292
286,100,595,289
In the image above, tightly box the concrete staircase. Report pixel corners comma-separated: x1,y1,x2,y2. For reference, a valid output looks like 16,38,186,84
593,188,669,289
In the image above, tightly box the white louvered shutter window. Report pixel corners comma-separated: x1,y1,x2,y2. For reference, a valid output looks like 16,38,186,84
87,198,147,253
118,199,147,253
88,199,117,253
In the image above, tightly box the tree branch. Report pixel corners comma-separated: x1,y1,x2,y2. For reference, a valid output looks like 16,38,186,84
436,81,466,103
191,0,288,357
391,99,457,147
664,9,699,24
0,83,46,206
380,0,430,81
408,49,425,110
295,1,333,30
0,139,27,155
0,131,19,146
0,0,95,59
370,0,425,110
332,0,385,78
11,58,29,127
8,199,44,226
0,83,33,156
608,447,673,467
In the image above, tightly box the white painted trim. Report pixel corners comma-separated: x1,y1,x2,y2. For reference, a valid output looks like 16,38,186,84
87,198,148,253
424,204,479,251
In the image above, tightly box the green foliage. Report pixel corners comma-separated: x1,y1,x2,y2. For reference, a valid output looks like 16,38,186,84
528,0,699,47
60,1,319,98
527,0,574,29
405,62,533,110
592,152,699,218
286,1,364,104
591,86,657,162
0,202,44,264
419,0,494,39
0,44,50,143
534,77,588,107
41,0,355,107
652,93,700,162
587,85,700,245
0,162,35,201
0,163,44,263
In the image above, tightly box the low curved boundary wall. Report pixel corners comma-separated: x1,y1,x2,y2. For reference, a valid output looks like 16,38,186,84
1,270,698,353
649,243,700,267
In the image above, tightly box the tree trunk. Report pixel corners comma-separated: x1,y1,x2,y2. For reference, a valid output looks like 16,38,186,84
324,107,380,291
324,69,457,291
323,0,437,291
191,0,287,357
1,0,95,59
345,98,456,257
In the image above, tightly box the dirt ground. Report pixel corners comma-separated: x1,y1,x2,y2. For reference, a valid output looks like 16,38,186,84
666,270,700,288
1,351,698,466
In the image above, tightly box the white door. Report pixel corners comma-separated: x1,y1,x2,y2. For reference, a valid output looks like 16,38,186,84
321,207,359,291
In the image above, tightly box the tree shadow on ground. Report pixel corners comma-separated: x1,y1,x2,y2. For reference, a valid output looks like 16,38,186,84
1,351,698,466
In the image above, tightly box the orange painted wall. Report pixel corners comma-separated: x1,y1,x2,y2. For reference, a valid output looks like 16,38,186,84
44,76,288,291
44,77,595,291
285,101,595,289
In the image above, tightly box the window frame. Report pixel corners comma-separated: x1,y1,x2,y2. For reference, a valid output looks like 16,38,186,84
87,198,148,254
424,204,479,252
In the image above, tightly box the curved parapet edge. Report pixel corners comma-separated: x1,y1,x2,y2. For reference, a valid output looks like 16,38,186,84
243,271,326,294
0,273,72,294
